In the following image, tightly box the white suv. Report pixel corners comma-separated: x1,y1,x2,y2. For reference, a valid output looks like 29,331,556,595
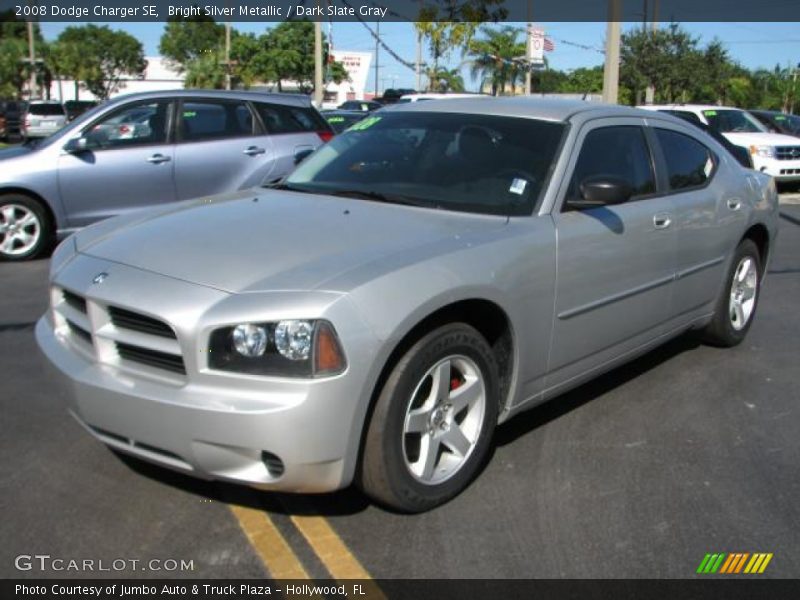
639,104,800,182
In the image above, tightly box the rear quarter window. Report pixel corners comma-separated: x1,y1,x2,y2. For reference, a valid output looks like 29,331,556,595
254,102,327,134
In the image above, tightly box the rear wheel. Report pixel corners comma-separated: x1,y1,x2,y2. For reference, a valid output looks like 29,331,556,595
703,239,761,347
0,194,51,261
359,323,499,513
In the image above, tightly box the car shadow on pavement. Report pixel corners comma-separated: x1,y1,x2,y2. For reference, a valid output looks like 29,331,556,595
494,332,702,448
113,332,704,518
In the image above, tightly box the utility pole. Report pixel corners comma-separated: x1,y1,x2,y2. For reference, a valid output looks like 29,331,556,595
27,20,37,99
224,22,231,90
374,21,380,97
415,30,422,91
524,0,532,95
644,0,658,104
602,0,621,104
314,19,323,106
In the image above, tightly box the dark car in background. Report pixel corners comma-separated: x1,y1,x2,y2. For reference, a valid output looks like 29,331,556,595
0,90,333,261
64,100,100,122
322,109,369,133
337,100,382,112
750,110,800,137
0,100,25,140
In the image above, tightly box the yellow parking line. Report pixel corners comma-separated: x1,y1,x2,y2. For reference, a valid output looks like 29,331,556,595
229,504,310,579
289,512,374,580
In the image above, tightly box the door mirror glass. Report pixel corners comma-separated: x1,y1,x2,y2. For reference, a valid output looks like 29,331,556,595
63,137,89,154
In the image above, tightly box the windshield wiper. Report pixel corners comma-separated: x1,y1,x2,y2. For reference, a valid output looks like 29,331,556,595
266,182,318,194
328,189,434,208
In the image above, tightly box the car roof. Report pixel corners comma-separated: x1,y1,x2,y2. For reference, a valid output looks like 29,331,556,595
103,89,314,108
322,109,367,116
640,104,744,112
388,96,663,122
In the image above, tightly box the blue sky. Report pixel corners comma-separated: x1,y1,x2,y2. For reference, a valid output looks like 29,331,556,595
39,21,800,93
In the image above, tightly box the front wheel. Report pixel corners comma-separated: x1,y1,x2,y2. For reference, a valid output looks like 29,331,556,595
359,323,499,513
703,239,762,347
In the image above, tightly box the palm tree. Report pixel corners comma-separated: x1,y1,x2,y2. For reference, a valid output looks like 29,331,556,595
467,26,526,96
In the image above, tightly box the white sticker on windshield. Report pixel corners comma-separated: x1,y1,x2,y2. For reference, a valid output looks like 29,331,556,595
704,157,713,178
509,178,528,195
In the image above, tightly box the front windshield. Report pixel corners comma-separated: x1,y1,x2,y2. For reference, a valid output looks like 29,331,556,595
773,113,800,134
703,109,767,134
284,111,565,216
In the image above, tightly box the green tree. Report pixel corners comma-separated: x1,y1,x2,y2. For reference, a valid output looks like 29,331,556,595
159,10,224,72
52,25,146,99
416,22,478,92
428,67,465,92
0,11,45,98
259,22,347,93
621,23,702,104
468,26,525,96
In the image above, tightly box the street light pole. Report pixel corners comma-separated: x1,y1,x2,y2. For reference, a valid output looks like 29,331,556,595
602,0,621,104
224,21,231,90
374,21,380,97
644,0,658,104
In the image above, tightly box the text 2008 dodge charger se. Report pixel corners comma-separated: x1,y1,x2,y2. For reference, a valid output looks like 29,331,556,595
37,99,779,512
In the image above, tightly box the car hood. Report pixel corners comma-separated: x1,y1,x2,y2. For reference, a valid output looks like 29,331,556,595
723,131,800,147
0,145,35,161
75,189,508,294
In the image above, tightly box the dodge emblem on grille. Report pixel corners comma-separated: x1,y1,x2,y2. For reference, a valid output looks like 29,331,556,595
92,272,108,284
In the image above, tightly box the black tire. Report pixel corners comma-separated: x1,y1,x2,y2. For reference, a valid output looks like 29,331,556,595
359,323,499,513
0,194,52,261
703,239,762,347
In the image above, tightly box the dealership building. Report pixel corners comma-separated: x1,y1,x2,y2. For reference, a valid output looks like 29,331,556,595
47,50,370,106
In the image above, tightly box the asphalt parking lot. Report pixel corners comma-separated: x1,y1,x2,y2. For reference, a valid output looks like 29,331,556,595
2,202,799,581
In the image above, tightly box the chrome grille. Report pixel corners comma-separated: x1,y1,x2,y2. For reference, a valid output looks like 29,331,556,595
776,146,800,161
52,288,186,382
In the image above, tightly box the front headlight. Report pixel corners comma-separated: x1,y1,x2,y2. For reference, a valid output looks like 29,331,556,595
750,145,776,159
208,319,346,378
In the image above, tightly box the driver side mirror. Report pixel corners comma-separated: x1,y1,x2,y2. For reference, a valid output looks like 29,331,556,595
567,176,633,209
63,137,89,154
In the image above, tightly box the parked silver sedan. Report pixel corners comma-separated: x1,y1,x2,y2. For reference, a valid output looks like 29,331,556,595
36,98,779,512
0,90,332,261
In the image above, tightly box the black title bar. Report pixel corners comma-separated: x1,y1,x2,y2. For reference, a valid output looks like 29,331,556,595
0,0,797,23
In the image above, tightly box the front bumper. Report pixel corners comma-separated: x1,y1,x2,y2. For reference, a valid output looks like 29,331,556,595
34,256,374,494
754,156,800,181
36,317,353,492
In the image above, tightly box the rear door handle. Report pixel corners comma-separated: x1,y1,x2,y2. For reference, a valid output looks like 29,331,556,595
146,154,170,164
653,213,672,229
243,146,266,156
727,199,742,211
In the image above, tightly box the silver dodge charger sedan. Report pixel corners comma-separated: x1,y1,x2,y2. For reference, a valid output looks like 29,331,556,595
36,98,779,512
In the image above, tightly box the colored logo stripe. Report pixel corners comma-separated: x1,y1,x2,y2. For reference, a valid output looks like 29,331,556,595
697,553,773,574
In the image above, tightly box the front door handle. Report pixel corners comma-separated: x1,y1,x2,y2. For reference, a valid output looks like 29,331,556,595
727,198,742,211
146,154,170,164
653,213,672,229
243,146,266,156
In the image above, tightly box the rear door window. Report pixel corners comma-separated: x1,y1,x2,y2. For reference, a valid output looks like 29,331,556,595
654,129,715,191
179,100,256,142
